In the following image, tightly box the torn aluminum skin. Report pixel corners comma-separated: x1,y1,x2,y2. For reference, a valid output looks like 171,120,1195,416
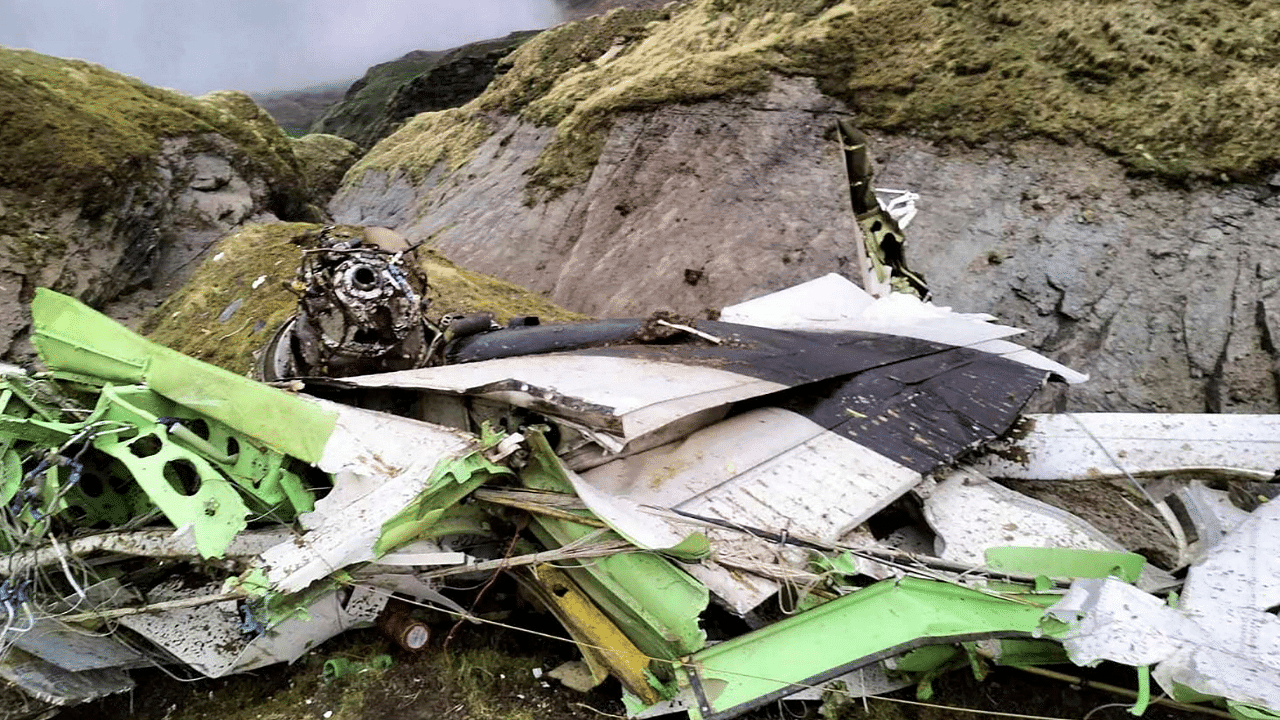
1047,498,1280,710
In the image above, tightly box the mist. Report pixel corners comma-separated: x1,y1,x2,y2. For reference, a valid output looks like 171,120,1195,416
0,0,563,95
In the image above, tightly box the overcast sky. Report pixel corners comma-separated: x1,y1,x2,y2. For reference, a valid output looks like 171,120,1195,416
0,0,563,95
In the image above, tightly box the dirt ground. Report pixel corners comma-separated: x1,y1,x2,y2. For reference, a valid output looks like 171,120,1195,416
56,606,1218,720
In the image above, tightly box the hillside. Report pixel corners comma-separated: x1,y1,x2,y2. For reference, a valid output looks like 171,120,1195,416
311,32,538,148
332,0,1280,414
0,46,316,357
252,81,352,136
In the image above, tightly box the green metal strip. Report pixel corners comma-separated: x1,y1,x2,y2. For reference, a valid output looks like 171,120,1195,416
984,546,1146,583
1130,665,1151,716
373,449,511,556
684,578,1061,720
519,431,707,666
30,289,337,463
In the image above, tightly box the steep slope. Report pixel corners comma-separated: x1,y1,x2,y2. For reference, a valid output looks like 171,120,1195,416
252,81,351,136
331,0,1280,413
311,32,537,148
309,49,446,143
0,47,318,358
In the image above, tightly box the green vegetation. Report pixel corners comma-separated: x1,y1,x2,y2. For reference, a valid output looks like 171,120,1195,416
313,33,539,149
0,47,305,210
141,223,587,374
291,133,363,199
311,50,446,143
350,0,1280,199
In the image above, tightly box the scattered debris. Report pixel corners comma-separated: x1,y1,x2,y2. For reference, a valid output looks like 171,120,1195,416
4,275,1277,719
3,128,1277,720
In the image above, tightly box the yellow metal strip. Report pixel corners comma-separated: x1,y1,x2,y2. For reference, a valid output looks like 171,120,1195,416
533,564,660,705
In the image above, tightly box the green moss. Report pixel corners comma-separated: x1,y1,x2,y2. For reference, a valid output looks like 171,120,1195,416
291,133,362,199
142,222,587,374
311,51,446,143
349,0,1280,199
345,107,498,183
0,48,305,212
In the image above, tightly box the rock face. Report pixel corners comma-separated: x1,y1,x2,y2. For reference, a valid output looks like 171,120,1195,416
334,78,855,317
367,32,541,146
290,134,363,203
0,49,315,358
332,75,1280,414
872,136,1280,414
311,33,537,149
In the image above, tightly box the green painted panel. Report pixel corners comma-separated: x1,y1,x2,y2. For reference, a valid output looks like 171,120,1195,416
685,578,1057,720
30,289,337,463
984,546,1145,583
520,431,707,664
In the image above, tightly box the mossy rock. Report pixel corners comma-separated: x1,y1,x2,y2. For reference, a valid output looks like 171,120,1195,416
290,134,362,201
141,222,588,374
348,0,1280,200
312,32,540,150
0,47,307,212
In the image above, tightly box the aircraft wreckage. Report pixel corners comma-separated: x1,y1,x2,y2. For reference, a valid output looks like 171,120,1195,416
3,125,1279,720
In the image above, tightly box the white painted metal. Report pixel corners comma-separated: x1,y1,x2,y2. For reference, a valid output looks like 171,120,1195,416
578,408,922,614
720,273,1087,382
1047,499,1280,709
120,581,387,677
973,412,1280,480
922,468,1128,562
1176,481,1250,555
341,355,788,446
256,401,476,594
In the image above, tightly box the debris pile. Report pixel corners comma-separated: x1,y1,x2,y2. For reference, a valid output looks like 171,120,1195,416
2,275,1277,720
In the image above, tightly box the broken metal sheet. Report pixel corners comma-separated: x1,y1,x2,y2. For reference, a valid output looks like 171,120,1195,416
921,469,1177,592
681,578,1055,720
578,407,922,614
1165,496,1280,706
119,582,387,678
242,401,489,595
531,564,661,705
923,469,1129,560
347,570,470,618
1047,499,1280,711
0,648,134,706
341,321,1049,470
770,350,1048,474
973,413,1280,481
11,621,150,674
3,573,149,671
30,289,338,464
520,432,709,665
6,580,150,673
720,273,1087,383
339,353,789,444
1174,481,1250,553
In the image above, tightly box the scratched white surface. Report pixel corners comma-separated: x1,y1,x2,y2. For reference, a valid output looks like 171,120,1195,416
580,407,921,613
